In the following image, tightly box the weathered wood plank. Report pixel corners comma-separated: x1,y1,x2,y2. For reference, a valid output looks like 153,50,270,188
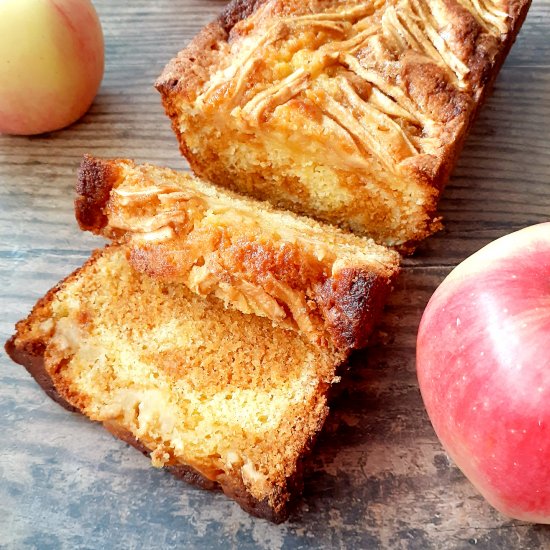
1,1,549,548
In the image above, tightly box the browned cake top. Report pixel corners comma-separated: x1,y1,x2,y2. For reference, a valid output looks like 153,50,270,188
158,0,528,191
76,156,400,353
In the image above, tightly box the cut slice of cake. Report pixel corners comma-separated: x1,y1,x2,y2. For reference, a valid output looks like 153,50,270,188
75,155,400,354
5,246,349,522
156,0,530,250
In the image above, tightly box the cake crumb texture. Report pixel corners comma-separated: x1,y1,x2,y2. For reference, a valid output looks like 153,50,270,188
6,246,347,521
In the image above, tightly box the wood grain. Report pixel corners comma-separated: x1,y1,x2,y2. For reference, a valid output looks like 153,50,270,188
1,1,549,548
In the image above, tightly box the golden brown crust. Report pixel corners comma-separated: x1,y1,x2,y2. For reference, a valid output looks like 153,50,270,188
156,0,531,249
5,334,78,414
75,156,400,353
155,23,229,103
428,0,531,196
155,0,271,100
317,267,391,350
218,0,271,32
76,155,122,232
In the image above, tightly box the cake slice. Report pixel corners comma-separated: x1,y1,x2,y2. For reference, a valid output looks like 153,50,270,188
6,246,349,522
156,0,530,250
75,156,400,353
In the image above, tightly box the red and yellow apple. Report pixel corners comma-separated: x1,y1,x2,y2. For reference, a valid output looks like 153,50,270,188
0,0,104,135
417,223,550,523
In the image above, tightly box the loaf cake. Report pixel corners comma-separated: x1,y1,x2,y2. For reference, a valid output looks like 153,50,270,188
76,155,400,353
6,155,400,521
6,246,348,522
156,0,531,250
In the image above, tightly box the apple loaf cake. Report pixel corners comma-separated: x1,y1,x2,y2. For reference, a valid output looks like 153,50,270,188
75,155,400,353
156,0,530,250
6,246,347,522
6,157,400,522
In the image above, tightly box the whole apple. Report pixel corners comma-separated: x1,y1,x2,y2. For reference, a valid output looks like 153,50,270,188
0,0,104,135
417,223,550,523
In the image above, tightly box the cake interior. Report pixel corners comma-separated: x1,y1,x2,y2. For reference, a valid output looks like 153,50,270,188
14,246,343,511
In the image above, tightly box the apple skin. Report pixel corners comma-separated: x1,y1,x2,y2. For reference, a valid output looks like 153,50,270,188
0,0,104,135
417,223,550,523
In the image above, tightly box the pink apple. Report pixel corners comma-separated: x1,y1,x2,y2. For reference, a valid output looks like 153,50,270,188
0,0,104,135
417,223,550,523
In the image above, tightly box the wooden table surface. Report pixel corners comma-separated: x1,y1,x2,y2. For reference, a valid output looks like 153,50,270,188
1,1,549,548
